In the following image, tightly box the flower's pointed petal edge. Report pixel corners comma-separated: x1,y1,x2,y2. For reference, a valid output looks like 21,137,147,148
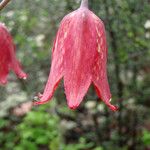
63,9,96,110
34,15,71,105
91,16,118,111
34,79,61,105
64,76,92,110
94,84,118,111
0,72,8,85
11,59,27,80
34,36,63,105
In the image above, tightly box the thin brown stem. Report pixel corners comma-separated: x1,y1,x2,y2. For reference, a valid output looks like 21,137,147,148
0,0,11,11
80,0,89,8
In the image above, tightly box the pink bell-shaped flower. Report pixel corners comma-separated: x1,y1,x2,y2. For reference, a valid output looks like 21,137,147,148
35,0,117,111
0,23,27,85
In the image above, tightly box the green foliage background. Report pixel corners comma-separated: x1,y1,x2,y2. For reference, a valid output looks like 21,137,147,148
0,0,150,150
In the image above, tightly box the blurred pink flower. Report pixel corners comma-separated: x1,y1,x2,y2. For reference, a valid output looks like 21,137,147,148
0,23,27,85
35,3,117,111
12,102,33,116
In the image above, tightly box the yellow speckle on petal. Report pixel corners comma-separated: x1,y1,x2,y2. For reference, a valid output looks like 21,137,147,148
64,32,67,39
98,45,101,53
96,27,101,37
97,39,99,43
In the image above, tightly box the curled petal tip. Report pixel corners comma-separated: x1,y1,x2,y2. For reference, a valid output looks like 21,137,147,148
109,105,118,111
23,76,27,80
18,73,27,80
0,80,7,85
68,102,80,110
69,106,78,110
34,100,49,105
106,101,118,111
33,93,50,105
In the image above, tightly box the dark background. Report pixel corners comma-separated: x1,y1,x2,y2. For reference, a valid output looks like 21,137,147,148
0,0,150,150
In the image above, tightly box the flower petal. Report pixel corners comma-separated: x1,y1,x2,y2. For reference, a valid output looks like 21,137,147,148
0,38,9,85
92,21,117,111
63,9,98,109
64,71,91,109
34,19,69,104
11,58,27,79
0,67,8,85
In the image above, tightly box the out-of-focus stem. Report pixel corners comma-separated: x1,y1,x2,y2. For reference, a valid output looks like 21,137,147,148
80,0,89,8
0,0,11,11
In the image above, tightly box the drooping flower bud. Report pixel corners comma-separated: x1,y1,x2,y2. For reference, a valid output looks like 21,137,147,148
0,23,27,85
35,0,117,111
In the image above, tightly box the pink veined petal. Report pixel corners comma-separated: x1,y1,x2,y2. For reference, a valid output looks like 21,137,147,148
91,17,118,111
34,37,63,104
34,17,72,105
0,23,27,84
63,9,97,109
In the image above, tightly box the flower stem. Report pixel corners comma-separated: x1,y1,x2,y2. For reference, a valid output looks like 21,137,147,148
0,0,11,11
80,0,89,8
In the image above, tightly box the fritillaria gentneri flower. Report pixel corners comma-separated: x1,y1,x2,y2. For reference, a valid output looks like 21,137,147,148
35,0,117,111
